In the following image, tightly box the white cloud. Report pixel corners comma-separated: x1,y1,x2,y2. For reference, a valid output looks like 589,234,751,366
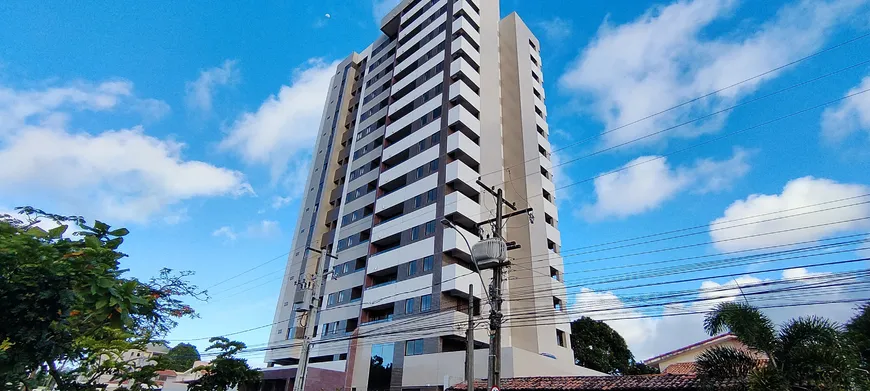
821,75,870,142
271,195,293,209
572,268,865,361
559,0,866,148
582,148,751,220
212,226,238,241
246,220,280,237
0,79,252,223
372,0,401,24
185,59,240,114
537,17,572,41
219,59,338,184
212,220,280,242
710,176,870,252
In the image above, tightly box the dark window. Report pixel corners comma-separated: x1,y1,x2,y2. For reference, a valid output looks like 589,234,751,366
405,298,414,314
427,188,437,202
405,339,424,356
557,330,566,347
414,195,423,208
408,261,417,276
429,158,438,172
368,343,394,389
410,226,420,240
425,220,436,235
327,293,337,306
430,132,439,145
423,255,433,271
421,294,431,311
339,291,347,303
416,166,425,178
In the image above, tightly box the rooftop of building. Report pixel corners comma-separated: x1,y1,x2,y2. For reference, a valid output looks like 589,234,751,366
644,333,736,364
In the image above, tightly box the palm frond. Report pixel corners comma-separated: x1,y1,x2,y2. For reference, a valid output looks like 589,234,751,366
778,316,860,389
704,302,777,354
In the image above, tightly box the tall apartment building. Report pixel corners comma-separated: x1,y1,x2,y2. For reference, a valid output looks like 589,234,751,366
266,0,599,388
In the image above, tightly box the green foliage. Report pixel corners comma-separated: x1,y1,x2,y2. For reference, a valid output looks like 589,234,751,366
569,316,659,375
189,337,261,391
0,207,206,390
698,302,864,390
165,343,202,372
846,304,870,371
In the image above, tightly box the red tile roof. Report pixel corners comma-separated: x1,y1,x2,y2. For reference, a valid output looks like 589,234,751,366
662,363,696,375
450,374,740,391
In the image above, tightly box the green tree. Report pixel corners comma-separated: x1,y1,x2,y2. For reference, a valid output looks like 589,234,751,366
0,207,205,390
165,343,202,372
846,303,870,382
695,302,863,390
189,337,260,391
569,316,658,375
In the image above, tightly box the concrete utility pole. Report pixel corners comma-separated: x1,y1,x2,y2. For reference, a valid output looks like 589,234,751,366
474,180,532,390
294,247,337,391
466,283,474,388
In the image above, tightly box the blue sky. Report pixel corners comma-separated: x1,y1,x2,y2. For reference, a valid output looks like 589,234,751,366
2,0,870,364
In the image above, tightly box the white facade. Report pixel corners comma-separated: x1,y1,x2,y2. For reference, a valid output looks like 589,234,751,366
265,0,590,388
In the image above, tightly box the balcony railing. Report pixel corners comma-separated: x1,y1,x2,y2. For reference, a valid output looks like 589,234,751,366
360,315,394,326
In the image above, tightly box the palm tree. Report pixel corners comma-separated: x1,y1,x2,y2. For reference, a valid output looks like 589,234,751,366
694,302,862,390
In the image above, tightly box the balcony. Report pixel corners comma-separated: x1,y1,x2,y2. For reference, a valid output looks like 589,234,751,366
441,264,484,300
395,32,447,75
372,204,436,242
449,79,480,115
452,17,480,48
376,173,438,213
442,224,479,262
383,121,440,162
451,36,480,69
444,190,479,225
537,125,550,151
453,0,481,28
388,72,444,116
446,126,479,168
450,58,480,91
397,12,448,58
362,274,433,309
368,237,435,274
445,160,479,197
448,105,480,141
380,144,440,184
385,98,443,139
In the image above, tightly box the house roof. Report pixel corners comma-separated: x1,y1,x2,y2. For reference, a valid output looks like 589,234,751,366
156,369,178,377
662,363,696,375
644,334,735,364
449,375,741,391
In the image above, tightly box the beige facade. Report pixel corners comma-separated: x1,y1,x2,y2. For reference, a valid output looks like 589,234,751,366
265,0,593,388
645,334,766,374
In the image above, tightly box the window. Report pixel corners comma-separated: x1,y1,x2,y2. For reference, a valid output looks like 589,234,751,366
557,330,566,347
427,188,437,202
323,322,331,335
327,293,337,306
430,133,439,145
414,194,423,208
405,339,424,356
339,291,347,303
418,139,426,151
405,298,414,314
333,321,340,334
411,226,420,240
344,263,351,274
423,255,434,271
421,294,432,311
408,260,417,276
425,220,436,235
553,297,562,311
429,158,438,172
416,166,425,178
550,266,560,282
